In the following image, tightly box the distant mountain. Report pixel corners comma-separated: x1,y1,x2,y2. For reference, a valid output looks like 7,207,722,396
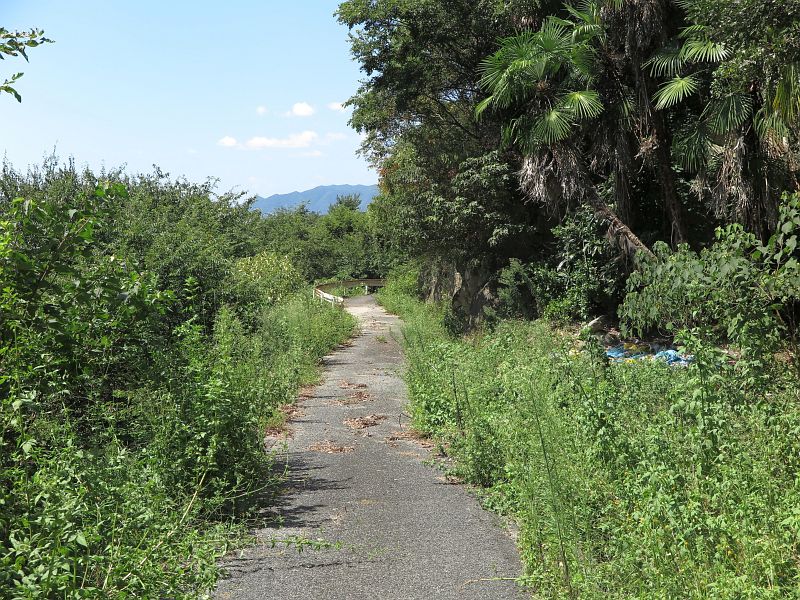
252,184,380,214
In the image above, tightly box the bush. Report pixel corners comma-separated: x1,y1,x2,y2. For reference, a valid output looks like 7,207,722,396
622,193,800,388
494,211,627,323
384,277,800,598
0,163,356,597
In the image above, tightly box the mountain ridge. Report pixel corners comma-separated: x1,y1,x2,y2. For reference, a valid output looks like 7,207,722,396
252,183,379,214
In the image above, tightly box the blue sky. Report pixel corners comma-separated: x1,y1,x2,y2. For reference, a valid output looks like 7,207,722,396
2,1,376,197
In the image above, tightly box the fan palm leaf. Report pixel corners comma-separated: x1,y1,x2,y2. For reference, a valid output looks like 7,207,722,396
645,46,685,78
706,93,753,134
680,38,730,64
560,90,604,119
653,74,700,110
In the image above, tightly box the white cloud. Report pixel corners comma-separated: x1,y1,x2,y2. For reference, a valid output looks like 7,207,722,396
286,102,315,117
327,102,346,112
256,105,268,116
243,130,319,149
319,132,347,146
217,136,238,147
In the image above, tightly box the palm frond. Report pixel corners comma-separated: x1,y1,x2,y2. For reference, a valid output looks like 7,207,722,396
653,74,700,110
706,94,753,134
680,39,730,64
673,121,711,173
478,33,551,108
754,107,790,148
530,107,574,146
537,19,572,55
569,43,598,82
560,90,604,119
564,2,600,25
474,95,495,119
564,2,604,42
645,46,685,78
678,24,707,39
772,63,800,126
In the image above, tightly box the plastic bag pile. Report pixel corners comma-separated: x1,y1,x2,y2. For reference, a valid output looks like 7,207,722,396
606,343,693,367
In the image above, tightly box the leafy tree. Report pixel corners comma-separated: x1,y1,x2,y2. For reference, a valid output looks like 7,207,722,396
337,0,561,298
647,0,800,237
476,12,655,256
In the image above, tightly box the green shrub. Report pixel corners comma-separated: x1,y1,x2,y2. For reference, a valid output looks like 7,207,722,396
494,211,627,323
386,277,800,598
0,164,356,597
622,193,800,389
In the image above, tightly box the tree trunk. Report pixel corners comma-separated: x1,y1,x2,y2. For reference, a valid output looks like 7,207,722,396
624,10,690,248
652,111,689,246
585,187,655,259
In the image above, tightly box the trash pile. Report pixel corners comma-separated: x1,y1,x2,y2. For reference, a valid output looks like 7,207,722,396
605,342,694,367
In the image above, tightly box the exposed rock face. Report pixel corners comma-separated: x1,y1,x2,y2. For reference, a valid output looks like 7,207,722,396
419,259,497,328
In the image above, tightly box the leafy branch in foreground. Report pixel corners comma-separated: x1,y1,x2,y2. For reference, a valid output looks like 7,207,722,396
0,27,52,102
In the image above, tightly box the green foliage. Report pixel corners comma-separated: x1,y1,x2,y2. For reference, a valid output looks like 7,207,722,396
338,0,553,290
258,195,393,282
492,211,625,323
477,17,606,153
0,162,356,596
0,27,52,102
382,280,800,598
230,251,303,325
622,194,800,363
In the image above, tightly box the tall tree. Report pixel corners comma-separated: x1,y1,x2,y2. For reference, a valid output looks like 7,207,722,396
477,11,655,256
648,0,800,237
337,0,559,276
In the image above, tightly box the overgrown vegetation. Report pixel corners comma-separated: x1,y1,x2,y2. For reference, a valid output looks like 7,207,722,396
258,194,398,282
0,161,355,597
338,0,800,325
343,4,800,590
379,200,799,595
4,1,800,595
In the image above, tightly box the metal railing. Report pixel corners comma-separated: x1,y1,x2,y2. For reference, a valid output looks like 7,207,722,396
313,278,386,305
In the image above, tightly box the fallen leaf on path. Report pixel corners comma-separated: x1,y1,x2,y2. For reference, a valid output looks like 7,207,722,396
331,391,373,406
344,414,387,430
279,404,305,419
387,429,434,449
436,474,462,485
264,425,293,439
297,386,315,400
308,440,354,454
339,381,368,390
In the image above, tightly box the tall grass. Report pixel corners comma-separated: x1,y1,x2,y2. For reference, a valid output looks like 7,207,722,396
379,281,800,598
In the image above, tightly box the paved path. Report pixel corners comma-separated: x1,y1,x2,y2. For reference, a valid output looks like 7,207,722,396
215,295,524,600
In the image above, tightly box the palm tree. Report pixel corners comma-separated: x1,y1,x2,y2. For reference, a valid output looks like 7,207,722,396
477,9,655,257
647,16,800,237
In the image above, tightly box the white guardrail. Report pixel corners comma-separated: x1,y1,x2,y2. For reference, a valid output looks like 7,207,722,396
313,278,386,305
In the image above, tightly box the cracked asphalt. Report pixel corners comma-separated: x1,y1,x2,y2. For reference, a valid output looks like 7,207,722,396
215,295,525,600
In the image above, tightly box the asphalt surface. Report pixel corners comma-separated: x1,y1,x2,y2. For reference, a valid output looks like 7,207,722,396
215,295,525,600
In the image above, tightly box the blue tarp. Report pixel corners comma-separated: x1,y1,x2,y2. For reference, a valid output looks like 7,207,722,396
606,343,693,367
